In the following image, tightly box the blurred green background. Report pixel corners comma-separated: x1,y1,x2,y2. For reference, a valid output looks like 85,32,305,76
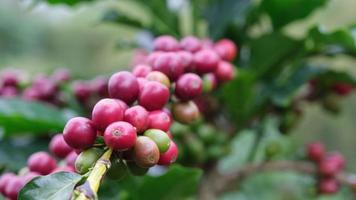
0,0,355,171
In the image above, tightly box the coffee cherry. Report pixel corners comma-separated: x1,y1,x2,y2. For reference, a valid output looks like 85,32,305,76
52,68,71,83
107,159,128,180
153,35,180,52
193,49,220,74
147,110,172,131
177,51,193,69
124,105,149,133
144,129,171,153
22,87,41,101
197,124,216,144
27,151,57,175
0,86,17,98
146,51,163,66
326,152,345,170
104,121,137,150
134,136,160,168
215,61,235,82
172,101,200,124
180,36,202,53
133,64,152,78
214,39,237,61
127,161,149,176
92,98,126,131
137,77,149,92
63,117,97,149
319,178,339,194
152,53,185,80
139,81,170,111
158,141,178,166
91,77,109,98
49,134,73,158
332,83,353,96
146,71,171,88
307,142,325,162
0,173,15,195
65,151,78,168
75,148,104,174
73,81,92,104
175,73,203,101
1,72,19,88
5,176,24,200
202,73,218,93
108,71,139,105
318,158,340,177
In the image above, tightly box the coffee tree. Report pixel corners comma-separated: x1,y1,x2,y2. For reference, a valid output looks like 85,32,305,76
0,0,356,200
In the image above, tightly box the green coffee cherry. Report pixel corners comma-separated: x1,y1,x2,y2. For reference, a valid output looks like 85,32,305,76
127,161,149,176
144,129,171,153
75,148,104,174
197,124,216,144
107,159,128,180
170,122,190,138
185,134,205,163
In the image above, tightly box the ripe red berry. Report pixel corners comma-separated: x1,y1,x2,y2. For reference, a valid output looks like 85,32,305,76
147,110,172,131
172,101,200,124
215,61,235,82
307,142,325,162
332,83,353,96
146,51,163,66
214,39,237,61
52,68,71,83
138,81,170,111
153,35,180,52
326,152,345,170
65,151,78,168
92,98,126,131
27,151,57,175
180,36,202,53
49,134,73,158
146,71,171,88
63,117,97,149
193,49,220,74
319,178,339,194
133,64,152,78
73,81,92,104
91,77,109,98
318,158,340,177
4,176,24,200
104,121,137,150
175,73,203,101
177,51,193,69
152,53,185,80
0,86,17,98
0,173,15,195
124,105,149,133
158,141,178,166
137,77,149,92
108,71,139,105
133,136,160,168
1,71,19,88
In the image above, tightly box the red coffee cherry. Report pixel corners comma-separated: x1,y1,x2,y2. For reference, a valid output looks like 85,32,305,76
133,136,160,168
202,73,218,93
177,51,193,69
65,151,78,168
153,35,180,52
133,64,152,78
180,36,202,53
139,81,170,111
152,53,185,81
4,176,24,200
0,173,15,195
49,134,73,158
146,71,171,88
172,101,200,124
92,98,126,131
326,152,345,170
193,49,220,74
318,178,339,194
307,142,325,163
146,51,163,66
332,83,353,96
108,71,139,105
52,68,71,83
144,129,171,153
214,39,237,61
90,77,109,98
1,72,19,88
73,81,92,104
158,141,178,166
318,157,340,177
175,73,203,101
147,110,172,132
137,77,149,92
104,121,137,150
27,151,57,175
22,87,41,101
124,105,149,133
215,61,235,82
0,87,17,98
63,117,97,149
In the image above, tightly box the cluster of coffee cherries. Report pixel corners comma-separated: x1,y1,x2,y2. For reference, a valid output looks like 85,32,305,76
0,134,78,200
307,142,346,195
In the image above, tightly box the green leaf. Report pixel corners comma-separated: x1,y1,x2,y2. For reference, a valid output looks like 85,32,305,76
102,9,147,30
261,0,328,29
0,98,73,136
44,0,92,5
19,172,82,200
317,70,356,85
218,130,256,172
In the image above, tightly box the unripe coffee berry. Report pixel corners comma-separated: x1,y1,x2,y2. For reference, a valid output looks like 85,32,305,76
215,61,235,82
104,121,137,150
180,36,202,53
75,148,104,174
49,134,73,158
0,173,15,195
138,81,170,111
146,71,171,88
307,142,325,162
153,35,180,52
134,136,160,168
318,178,339,194
133,64,152,78
202,73,218,93
92,98,126,131
144,129,171,153
158,141,178,166
5,176,24,200
27,151,57,175
124,105,149,133
193,49,220,74
175,73,203,101
108,71,139,105
214,39,237,61
147,110,172,131
172,101,200,124
63,117,97,149
127,161,149,176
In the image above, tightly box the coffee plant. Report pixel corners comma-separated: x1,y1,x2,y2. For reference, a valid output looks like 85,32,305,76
0,0,356,200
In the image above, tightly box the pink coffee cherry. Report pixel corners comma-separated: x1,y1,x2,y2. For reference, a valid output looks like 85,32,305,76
318,178,339,194
147,110,172,132
108,71,139,105
177,51,193,69
4,176,24,200
133,64,152,78
104,121,137,150
0,173,15,195
91,77,109,98
193,49,220,74
65,151,78,168
145,71,171,88
175,73,203,101
214,39,238,61
146,51,163,66
180,36,202,53
124,105,149,133
318,157,340,177
138,81,170,111
325,152,345,170
63,117,97,149
137,77,149,92
92,98,126,131
52,68,71,83
27,151,57,175
215,61,235,82
158,141,178,166
153,35,180,52
307,142,325,163
73,81,92,104
152,52,185,81
49,134,73,158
